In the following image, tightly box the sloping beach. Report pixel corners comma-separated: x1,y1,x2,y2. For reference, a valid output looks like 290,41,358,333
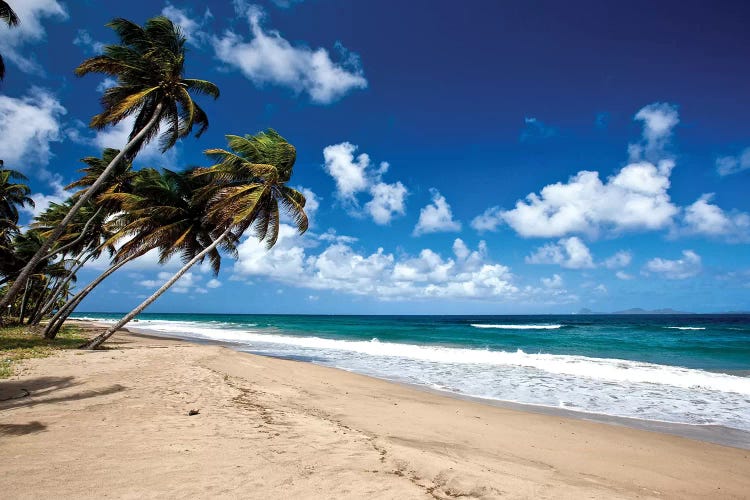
1,324,748,499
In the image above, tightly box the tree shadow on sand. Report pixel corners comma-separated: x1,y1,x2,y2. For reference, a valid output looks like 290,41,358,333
0,421,47,436
0,376,126,410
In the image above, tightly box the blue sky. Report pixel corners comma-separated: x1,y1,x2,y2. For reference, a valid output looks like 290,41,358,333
1,0,749,314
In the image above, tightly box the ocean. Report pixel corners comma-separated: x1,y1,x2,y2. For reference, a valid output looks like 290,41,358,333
72,313,750,434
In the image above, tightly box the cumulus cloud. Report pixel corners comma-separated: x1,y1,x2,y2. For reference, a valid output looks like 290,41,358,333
628,102,679,162
644,250,701,280
161,3,212,46
212,3,366,104
615,271,634,280
413,189,462,236
81,115,179,167
19,172,71,219
233,231,524,301
0,0,67,75
716,147,750,177
0,88,66,169
365,182,408,224
526,237,595,269
72,29,104,55
603,251,632,269
541,274,563,289
681,194,750,242
323,142,407,225
520,117,556,142
139,271,207,294
477,159,678,238
323,142,372,200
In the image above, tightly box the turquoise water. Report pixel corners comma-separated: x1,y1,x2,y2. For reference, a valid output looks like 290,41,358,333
73,313,750,431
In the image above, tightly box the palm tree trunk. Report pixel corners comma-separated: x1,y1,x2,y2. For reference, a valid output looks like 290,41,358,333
17,277,31,324
0,103,164,317
42,206,103,260
32,251,94,325
44,255,137,339
82,228,232,349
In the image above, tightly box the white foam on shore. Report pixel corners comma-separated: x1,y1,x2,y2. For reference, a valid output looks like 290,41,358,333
666,326,707,330
72,315,750,432
471,324,562,330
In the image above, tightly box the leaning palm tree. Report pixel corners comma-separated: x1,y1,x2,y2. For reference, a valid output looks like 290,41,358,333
48,167,240,339
0,1,19,80
82,130,308,349
0,164,33,281
0,15,220,314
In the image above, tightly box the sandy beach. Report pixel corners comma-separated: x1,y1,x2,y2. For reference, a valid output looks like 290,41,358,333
1,324,749,499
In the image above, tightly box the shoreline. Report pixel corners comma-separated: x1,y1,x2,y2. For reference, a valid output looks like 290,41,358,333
1,323,749,498
113,320,750,450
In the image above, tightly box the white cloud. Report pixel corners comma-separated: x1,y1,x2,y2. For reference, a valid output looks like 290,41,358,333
0,0,67,75
413,189,461,236
541,274,563,289
20,173,71,219
232,227,533,302
716,147,750,176
629,102,679,162
474,160,678,238
471,206,503,233
365,181,408,225
615,271,634,280
322,142,407,225
96,77,118,93
682,194,750,242
161,3,212,46
0,88,66,169
206,278,222,288
138,271,208,295
212,3,366,104
603,251,632,269
526,236,595,269
89,115,179,167
72,29,104,55
323,142,371,200
520,117,556,142
644,250,701,280
473,103,681,239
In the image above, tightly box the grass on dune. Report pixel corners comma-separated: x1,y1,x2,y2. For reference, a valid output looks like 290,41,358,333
0,325,85,378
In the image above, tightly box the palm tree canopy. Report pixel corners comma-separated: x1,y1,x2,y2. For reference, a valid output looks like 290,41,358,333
105,168,238,275
74,16,220,157
66,148,137,209
0,167,33,227
0,1,18,27
0,1,19,81
33,199,114,260
197,129,308,249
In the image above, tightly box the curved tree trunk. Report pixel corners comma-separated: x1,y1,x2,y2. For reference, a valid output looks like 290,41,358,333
82,228,232,349
17,277,31,324
42,206,103,260
0,104,163,318
44,255,137,339
31,251,94,325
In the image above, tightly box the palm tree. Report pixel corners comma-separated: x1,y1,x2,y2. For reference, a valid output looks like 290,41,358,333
0,15,220,315
48,166,240,340
82,130,308,349
0,1,19,80
0,164,33,283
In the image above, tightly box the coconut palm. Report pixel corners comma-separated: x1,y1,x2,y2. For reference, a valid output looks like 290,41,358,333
49,167,239,340
0,15,220,314
0,164,33,280
0,1,19,80
82,130,308,349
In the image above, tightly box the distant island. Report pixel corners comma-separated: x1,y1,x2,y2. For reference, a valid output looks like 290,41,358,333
577,308,749,315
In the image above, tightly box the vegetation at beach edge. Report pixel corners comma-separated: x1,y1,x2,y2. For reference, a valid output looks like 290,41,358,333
0,324,86,378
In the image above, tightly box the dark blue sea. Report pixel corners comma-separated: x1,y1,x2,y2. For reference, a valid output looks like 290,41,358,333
73,313,750,432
